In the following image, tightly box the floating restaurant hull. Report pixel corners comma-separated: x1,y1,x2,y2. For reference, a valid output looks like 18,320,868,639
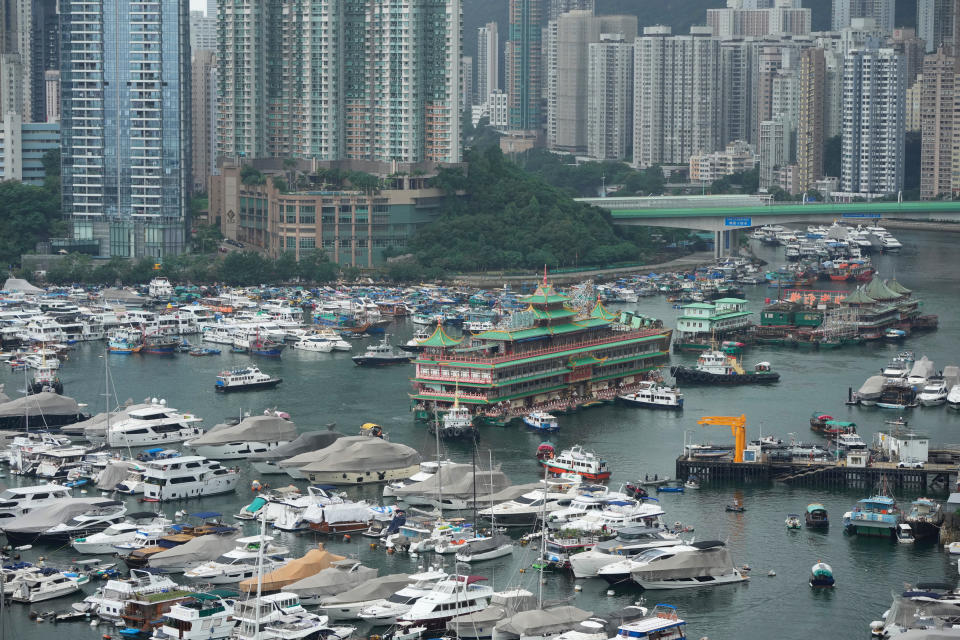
410,283,672,423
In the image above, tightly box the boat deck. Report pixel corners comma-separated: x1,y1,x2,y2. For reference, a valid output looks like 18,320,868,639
676,455,957,491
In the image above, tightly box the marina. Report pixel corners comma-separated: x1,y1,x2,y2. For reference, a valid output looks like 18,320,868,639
0,228,958,640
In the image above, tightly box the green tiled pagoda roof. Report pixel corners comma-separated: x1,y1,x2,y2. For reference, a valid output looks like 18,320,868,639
418,323,463,347
886,279,911,295
475,317,610,341
521,282,570,304
863,276,901,301
529,305,578,320
590,300,618,321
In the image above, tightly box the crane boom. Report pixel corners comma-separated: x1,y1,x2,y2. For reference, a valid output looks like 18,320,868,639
697,415,747,463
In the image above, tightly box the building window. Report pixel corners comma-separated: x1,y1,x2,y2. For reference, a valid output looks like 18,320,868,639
286,236,295,249
299,238,316,249
299,205,315,224
285,205,296,223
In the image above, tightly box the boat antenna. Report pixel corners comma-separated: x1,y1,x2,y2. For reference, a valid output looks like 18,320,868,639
254,505,266,640
538,462,548,608
435,407,443,523
471,436,477,533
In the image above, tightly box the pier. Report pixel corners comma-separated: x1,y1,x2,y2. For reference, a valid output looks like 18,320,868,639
676,456,957,492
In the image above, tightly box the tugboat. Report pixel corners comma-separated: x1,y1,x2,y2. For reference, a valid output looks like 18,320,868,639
29,365,63,394
428,400,478,440
809,562,835,588
214,366,282,392
351,335,413,366
670,349,780,385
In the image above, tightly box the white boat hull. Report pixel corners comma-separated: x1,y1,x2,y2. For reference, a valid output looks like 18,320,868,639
72,535,138,555
569,550,622,578
632,571,748,590
13,582,79,603
303,463,420,486
187,440,290,460
143,473,240,501
252,460,287,475
455,544,513,563
320,599,384,621
107,426,203,448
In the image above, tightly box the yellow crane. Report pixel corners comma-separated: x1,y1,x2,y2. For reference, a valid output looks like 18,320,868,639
697,415,747,463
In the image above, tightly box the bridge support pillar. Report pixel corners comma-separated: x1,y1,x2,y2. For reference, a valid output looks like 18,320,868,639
713,230,741,258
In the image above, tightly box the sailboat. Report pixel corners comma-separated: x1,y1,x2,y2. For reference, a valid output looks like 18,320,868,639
456,450,513,563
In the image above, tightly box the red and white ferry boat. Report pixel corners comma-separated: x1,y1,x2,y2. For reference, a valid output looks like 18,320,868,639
540,445,611,482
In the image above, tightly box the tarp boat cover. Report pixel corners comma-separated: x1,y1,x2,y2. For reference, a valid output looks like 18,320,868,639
858,375,884,395
301,501,376,525
238,545,344,593
460,533,511,555
149,533,241,571
285,561,378,599
317,573,411,605
910,357,935,380
249,430,343,462
188,414,297,446
387,463,511,499
287,436,419,473
631,542,737,581
943,366,960,390
494,605,593,638
95,459,141,490
0,497,118,535
2,278,43,293
0,393,85,419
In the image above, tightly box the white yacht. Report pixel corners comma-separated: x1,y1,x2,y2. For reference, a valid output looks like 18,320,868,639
0,483,72,519
94,399,203,448
293,335,334,352
202,325,238,345
71,512,171,554
12,572,81,602
185,412,296,459
383,460,453,499
35,499,127,545
148,277,174,298
568,526,684,578
397,574,495,626
357,568,447,625
948,385,960,410
233,592,351,640
317,574,415,621
919,378,949,406
151,594,236,640
183,534,290,584
141,455,240,501
618,381,684,409
598,541,749,590
77,570,181,622
20,316,66,343
316,329,352,351
562,501,666,535
477,478,580,527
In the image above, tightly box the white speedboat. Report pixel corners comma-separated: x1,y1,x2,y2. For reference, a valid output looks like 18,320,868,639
97,399,203,448
477,478,580,527
317,574,415,621
12,572,81,602
919,378,949,407
949,384,960,410
454,533,513,563
183,534,290,584
185,412,296,459
356,569,447,625
568,526,684,578
0,483,72,520
141,455,240,501
293,335,334,352
316,329,352,351
71,512,171,554
34,499,127,545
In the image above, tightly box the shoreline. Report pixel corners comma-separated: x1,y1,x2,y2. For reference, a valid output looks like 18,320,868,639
878,219,960,233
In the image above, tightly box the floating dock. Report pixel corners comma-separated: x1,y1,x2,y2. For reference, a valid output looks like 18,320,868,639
676,456,957,491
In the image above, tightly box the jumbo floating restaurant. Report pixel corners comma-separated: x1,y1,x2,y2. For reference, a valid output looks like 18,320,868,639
410,280,673,426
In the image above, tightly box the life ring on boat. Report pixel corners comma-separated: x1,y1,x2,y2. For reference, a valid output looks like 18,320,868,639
452,427,462,437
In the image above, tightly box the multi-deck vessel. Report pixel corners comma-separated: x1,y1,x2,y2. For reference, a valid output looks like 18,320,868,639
141,456,240,501
214,365,282,392
410,281,671,425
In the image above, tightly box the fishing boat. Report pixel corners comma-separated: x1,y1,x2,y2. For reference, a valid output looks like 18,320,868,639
617,381,684,409
248,335,286,357
108,328,143,354
523,411,559,433
844,493,900,537
143,333,180,355
805,503,829,528
188,347,220,356
809,562,835,588
535,442,555,461
214,365,282,392
540,445,611,482
670,349,780,385
785,514,802,529
904,498,943,540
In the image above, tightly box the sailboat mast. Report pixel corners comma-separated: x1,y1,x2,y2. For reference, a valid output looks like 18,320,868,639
254,508,266,640
435,408,443,522
538,463,548,608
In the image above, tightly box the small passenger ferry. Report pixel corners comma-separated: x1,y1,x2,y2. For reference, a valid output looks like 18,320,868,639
214,366,282,392
540,445,611,482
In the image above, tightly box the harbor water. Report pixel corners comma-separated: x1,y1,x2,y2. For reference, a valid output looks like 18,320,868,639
2,228,959,640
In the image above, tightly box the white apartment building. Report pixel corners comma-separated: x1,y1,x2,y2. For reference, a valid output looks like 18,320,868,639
476,22,500,102
587,35,633,160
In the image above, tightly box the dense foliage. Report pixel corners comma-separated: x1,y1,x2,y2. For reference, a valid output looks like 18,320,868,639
408,146,650,272
518,149,665,198
0,149,65,266
42,250,340,286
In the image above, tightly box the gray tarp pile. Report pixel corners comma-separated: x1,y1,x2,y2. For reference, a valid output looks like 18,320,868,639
317,573,411,606
0,498,112,535
494,605,593,638
250,430,343,462
148,533,241,571
2,278,43,293
188,414,297,446
301,502,376,525
631,542,735,581
909,356,935,381
0,393,84,419
285,436,419,473
447,588,536,635
387,463,510,499
96,459,141,490
286,561,378,600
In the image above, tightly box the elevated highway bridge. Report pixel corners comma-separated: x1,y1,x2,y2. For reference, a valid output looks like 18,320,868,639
575,197,960,257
